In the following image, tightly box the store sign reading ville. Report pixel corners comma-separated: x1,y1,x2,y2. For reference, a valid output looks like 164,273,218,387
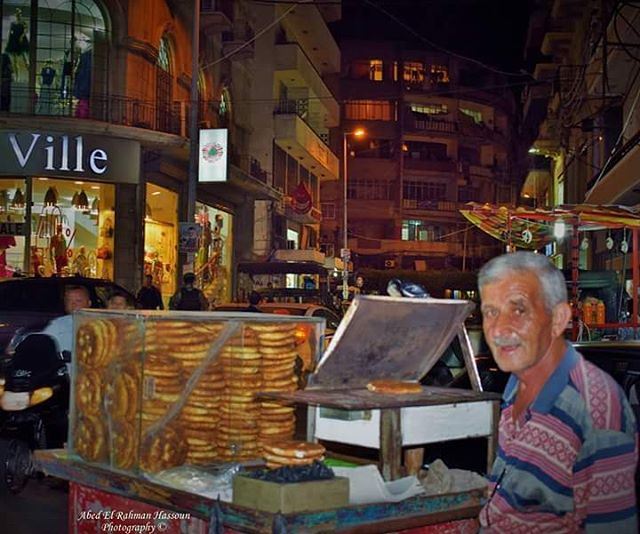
9,134,108,174
0,131,141,184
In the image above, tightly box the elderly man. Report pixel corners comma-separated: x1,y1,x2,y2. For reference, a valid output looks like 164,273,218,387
478,252,637,532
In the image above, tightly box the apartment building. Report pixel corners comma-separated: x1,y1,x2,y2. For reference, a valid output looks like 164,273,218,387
248,1,341,262
320,40,517,271
522,0,640,269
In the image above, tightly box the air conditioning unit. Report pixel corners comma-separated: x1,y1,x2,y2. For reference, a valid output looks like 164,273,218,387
384,259,397,269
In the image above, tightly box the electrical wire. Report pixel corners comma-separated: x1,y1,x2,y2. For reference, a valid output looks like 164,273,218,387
200,1,304,71
360,0,534,79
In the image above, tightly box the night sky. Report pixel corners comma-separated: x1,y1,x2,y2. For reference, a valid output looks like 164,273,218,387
335,0,535,73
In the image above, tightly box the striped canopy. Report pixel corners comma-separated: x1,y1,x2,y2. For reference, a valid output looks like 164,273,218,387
459,203,640,250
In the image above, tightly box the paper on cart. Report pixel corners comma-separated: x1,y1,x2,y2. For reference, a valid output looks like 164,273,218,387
332,465,425,505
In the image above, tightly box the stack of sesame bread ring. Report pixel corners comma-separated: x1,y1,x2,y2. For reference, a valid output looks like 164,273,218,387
72,313,319,471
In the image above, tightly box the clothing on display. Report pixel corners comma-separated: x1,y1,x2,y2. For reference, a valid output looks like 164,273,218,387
38,65,57,115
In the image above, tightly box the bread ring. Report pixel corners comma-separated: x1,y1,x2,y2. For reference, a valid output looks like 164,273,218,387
105,364,140,421
110,421,138,470
140,425,188,472
262,440,324,459
76,368,103,416
366,380,423,395
74,414,107,462
248,324,297,333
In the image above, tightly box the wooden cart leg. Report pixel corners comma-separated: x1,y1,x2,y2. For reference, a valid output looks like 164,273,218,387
404,447,424,476
380,408,402,481
486,400,501,472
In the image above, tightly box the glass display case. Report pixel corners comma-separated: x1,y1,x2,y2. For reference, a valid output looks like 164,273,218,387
69,310,325,475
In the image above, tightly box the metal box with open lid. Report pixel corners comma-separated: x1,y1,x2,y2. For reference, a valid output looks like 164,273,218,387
260,295,501,480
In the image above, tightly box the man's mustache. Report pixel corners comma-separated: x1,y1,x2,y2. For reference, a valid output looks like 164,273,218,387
492,335,521,347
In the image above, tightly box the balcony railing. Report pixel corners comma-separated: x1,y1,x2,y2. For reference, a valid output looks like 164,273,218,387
402,199,465,212
274,99,331,148
0,88,204,137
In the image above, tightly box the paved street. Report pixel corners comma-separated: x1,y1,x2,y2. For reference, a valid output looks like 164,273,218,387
0,477,68,534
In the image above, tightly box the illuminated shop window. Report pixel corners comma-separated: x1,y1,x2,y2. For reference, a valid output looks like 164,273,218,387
0,0,109,117
0,178,26,278
194,203,233,305
144,183,178,305
31,178,115,278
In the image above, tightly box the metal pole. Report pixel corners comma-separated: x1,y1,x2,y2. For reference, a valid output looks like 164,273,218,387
342,132,349,301
185,0,200,272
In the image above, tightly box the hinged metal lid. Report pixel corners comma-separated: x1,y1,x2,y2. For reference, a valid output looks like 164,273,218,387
310,295,475,388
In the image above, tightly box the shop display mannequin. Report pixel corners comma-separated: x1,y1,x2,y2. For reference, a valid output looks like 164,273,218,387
50,224,68,274
5,8,29,113
73,33,92,118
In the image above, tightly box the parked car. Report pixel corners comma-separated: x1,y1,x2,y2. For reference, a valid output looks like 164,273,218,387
0,277,135,355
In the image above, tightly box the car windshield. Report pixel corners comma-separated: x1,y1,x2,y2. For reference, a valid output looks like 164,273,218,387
0,281,65,313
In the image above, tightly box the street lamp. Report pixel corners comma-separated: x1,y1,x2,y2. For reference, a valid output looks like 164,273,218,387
342,127,366,301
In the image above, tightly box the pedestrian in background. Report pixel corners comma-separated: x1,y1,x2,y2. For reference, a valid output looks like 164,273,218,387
169,272,209,311
244,291,263,313
137,274,164,310
477,251,637,532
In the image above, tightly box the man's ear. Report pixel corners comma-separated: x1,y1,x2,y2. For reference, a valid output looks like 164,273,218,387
551,302,572,337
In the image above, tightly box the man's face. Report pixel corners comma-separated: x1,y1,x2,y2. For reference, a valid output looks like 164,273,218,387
480,271,554,375
356,277,364,288
108,296,128,310
144,276,152,287
65,289,90,313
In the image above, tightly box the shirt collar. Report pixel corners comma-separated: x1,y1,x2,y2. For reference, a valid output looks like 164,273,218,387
501,342,579,413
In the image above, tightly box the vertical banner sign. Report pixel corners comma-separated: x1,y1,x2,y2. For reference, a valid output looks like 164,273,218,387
198,129,228,182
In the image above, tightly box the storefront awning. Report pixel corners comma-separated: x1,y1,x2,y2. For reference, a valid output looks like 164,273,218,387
459,202,640,249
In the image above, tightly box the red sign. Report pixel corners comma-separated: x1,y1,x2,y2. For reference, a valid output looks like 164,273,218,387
291,182,312,215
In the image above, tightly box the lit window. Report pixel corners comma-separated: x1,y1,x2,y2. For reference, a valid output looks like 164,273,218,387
393,61,398,81
403,62,425,84
460,108,483,124
369,60,383,81
344,100,396,121
410,103,448,115
429,64,450,84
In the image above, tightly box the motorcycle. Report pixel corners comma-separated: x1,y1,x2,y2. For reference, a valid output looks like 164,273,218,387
0,332,70,495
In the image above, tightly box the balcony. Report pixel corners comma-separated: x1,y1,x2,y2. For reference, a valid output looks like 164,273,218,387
274,103,339,180
403,158,458,173
274,43,339,127
408,116,458,134
0,87,189,137
402,199,465,214
278,3,340,75
200,0,233,32
350,237,463,256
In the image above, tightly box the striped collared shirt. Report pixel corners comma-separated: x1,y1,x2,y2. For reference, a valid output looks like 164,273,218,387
480,343,638,533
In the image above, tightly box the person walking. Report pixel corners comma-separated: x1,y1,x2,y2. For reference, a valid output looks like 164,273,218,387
136,274,164,310
169,272,209,311
477,251,637,532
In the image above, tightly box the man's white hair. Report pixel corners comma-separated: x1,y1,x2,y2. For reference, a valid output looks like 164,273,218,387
478,251,567,312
